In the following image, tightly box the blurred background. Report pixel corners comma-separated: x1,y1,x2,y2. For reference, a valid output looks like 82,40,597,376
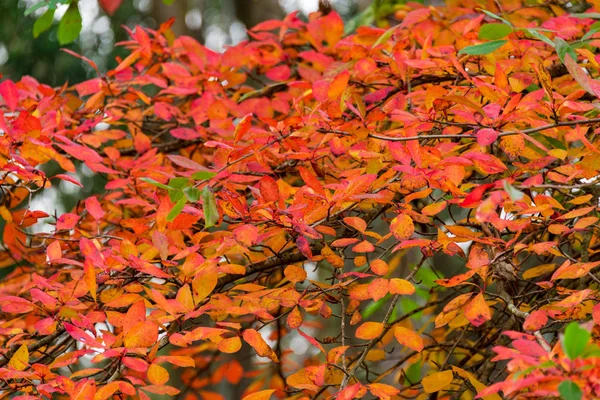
0,0,380,86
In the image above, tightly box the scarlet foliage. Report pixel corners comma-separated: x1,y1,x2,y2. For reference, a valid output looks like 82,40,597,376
3,0,600,399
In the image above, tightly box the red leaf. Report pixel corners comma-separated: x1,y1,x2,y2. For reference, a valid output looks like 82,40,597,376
98,0,124,16
53,174,83,187
476,128,499,146
460,183,494,207
56,213,80,231
171,127,201,140
0,80,18,111
523,310,548,332
296,236,312,259
259,176,280,203
85,197,105,221
234,114,252,143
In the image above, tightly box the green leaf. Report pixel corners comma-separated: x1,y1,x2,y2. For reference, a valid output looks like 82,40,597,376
191,171,217,180
184,186,201,203
405,361,421,384
167,196,186,222
57,3,82,45
555,38,577,63
479,9,512,26
201,186,219,228
559,380,582,400
168,177,190,189
168,189,184,203
362,296,388,319
373,25,400,48
582,28,600,42
25,1,48,16
33,8,55,38
503,180,525,201
140,178,172,190
524,28,555,47
543,135,566,150
562,322,590,360
344,3,375,34
458,40,507,55
478,23,512,40
571,13,600,19
162,0,175,4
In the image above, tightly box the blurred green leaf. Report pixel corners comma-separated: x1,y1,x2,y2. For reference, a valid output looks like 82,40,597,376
503,180,525,201
559,381,582,400
25,1,47,16
191,171,216,180
479,9,512,26
362,296,388,319
478,23,512,40
562,322,590,360
33,8,55,38
57,3,82,45
167,196,186,222
184,186,201,203
524,28,555,47
140,178,172,190
555,37,577,63
168,177,190,189
458,40,507,55
201,186,219,228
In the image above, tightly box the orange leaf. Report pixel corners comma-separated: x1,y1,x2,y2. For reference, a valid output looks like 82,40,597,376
234,113,252,143
463,293,491,327
124,321,159,348
287,306,303,329
394,326,424,352
356,322,384,340
390,214,414,241
370,259,389,276
343,216,367,233
284,264,307,284
242,329,279,362
242,389,276,400
47,240,62,261
368,278,389,301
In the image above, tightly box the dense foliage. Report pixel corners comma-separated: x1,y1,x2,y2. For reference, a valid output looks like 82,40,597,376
2,0,600,398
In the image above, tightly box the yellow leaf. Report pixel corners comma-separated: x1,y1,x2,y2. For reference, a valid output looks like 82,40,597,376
147,363,169,385
389,278,415,295
242,389,276,400
355,321,383,340
192,270,218,303
422,370,453,393
217,336,242,354
451,366,501,400
8,344,28,371
390,214,414,241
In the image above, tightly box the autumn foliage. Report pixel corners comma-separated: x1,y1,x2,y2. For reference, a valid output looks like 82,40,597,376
3,0,600,398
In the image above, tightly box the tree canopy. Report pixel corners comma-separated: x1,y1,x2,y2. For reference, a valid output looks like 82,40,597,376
2,0,600,399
